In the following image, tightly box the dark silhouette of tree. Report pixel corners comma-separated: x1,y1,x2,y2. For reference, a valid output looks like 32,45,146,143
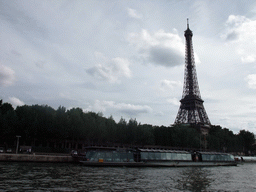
238,129,255,155
0,99,254,154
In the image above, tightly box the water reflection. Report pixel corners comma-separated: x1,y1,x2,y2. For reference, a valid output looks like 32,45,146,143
0,162,255,191
174,167,214,192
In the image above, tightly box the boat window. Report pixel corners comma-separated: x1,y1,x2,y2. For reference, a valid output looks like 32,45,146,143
161,153,167,160
127,151,134,162
148,152,155,160
201,153,235,162
113,152,121,162
141,152,148,160
176,153,182,160
211,155,216,161
86,151,96,159
223,155,230,161
96,152,105,159
213,155,218,161
208,155,212,161
202,154,209,161
228,155,234,161
186,154,192,160
87,151,105,161
226,154,233,161
179,153,186,160
166,153,172,160
172,153,177,160
120,152,129,162
105,152,113,162
155,152,161,160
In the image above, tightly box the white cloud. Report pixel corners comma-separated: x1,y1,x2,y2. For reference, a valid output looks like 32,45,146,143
160,79,182,91
128,29,185,67
167,98,180,106
127,8,142,19
222,15,256,63
245,74,256,89
85,100,153,116
86,53,131,83
0,65,15,87
9,97,25,107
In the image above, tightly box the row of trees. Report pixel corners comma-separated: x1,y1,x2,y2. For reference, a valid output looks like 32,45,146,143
0,100,255,154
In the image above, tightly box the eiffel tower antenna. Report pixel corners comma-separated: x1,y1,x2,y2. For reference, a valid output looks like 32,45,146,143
174,20,211,132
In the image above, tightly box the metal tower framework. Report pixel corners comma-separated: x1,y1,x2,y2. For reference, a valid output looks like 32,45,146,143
175,20,211,126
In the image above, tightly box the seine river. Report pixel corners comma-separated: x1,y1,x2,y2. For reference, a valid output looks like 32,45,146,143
0,162,255,191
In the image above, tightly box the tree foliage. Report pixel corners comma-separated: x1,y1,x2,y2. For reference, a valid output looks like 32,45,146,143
0,100,255,154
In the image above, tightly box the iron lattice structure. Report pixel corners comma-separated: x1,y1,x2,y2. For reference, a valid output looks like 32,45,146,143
175,22,211,126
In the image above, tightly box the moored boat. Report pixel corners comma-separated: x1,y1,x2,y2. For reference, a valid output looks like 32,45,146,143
79,147,237,167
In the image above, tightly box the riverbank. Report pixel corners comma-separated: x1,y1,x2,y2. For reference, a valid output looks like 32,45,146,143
0,153,74,163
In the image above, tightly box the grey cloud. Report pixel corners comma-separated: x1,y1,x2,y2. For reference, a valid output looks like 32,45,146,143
120,107,152,116
225,31,239,41
127,8,142,19
86,66,111,81
128,29,184,68
86,67,98,77
149,46,183,67
86,100,153,117
86,56,131,83
79,82,97,90
35,60,47,69
11,50,22,57
0,65,15,87
0,1,48,40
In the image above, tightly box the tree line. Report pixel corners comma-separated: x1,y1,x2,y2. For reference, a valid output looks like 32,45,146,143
0,100,255,155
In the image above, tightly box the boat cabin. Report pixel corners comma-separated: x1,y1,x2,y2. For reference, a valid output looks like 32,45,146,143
82,146,235,163
199,152,235,162
139,148,192,161
85,147,135,162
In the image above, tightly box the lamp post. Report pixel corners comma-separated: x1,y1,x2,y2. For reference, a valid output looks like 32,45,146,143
16,136,21,154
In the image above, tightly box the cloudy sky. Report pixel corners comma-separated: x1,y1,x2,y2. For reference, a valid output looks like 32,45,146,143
1,0,256,133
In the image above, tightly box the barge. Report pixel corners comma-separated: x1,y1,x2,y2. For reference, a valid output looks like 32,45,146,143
79,147,237,167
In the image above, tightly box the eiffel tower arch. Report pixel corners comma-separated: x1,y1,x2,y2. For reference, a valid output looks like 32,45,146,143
174,20,211,134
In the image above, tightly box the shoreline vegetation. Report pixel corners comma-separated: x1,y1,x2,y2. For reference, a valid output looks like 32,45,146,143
0,100,255,156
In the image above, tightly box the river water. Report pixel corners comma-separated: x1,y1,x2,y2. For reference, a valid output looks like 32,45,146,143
0,162,255,191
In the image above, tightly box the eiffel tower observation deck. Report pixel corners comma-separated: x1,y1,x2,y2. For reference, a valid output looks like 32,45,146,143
174,20,211,133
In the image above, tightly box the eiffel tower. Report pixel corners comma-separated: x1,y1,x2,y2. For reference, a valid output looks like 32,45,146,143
174,20,211,133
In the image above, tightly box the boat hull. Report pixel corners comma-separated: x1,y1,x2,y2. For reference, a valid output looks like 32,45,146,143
79,161,237,167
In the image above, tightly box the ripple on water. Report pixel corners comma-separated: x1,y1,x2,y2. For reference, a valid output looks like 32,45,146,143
0,162,256,191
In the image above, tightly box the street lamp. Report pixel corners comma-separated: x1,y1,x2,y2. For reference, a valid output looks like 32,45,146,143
16,136,21,154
